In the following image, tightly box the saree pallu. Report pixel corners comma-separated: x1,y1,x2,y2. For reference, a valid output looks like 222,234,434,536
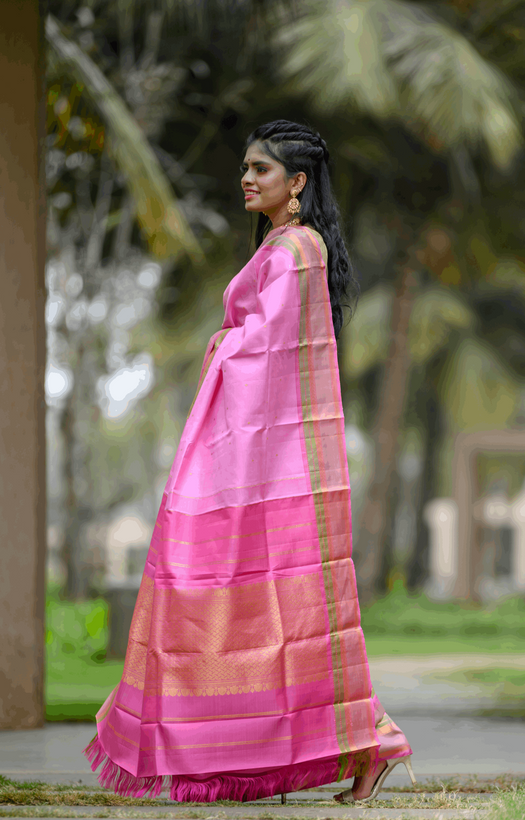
84,225,411,801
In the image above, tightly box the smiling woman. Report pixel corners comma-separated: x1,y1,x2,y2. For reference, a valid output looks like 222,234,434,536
241,145,306,228
84,120,414,805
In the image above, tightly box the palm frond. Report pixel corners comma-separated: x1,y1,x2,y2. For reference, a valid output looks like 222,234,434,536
383,1,522,169
409,286,476,364
340,284,393,378
106,0,266,38
46,14,204,265
485,258,525,298
276,0,397,115
276,0,522,170
443,337,519,428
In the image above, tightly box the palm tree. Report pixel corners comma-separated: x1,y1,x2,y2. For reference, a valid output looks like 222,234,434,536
46,14,204,266
44,0,272,597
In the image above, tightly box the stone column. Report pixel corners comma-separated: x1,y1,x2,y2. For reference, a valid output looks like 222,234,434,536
451,430,525,599
511,489,525,592
423,498,459,598
451,434,476,599
0,0,46,729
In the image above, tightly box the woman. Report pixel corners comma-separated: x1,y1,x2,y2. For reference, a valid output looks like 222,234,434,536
84,119,415,804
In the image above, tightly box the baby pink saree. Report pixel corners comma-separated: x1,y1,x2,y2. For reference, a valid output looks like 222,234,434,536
84,225,411,801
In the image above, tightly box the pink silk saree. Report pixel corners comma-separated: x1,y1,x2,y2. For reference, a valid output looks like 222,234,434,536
84,225,411,801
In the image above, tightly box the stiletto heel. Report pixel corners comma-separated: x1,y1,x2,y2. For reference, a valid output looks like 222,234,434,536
333,755,416,804
404,756,417,786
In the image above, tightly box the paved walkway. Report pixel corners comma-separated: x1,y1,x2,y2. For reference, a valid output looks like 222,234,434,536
1,716,524,787
369,653,525,715
0,809,492,819
2,655,524,818
0,716,521,820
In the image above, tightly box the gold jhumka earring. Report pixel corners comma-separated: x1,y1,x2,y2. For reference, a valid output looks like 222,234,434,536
286,189,301,227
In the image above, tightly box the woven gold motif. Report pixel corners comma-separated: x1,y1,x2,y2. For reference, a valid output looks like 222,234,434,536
122,574,154,690
148,668,328,698
124,573,329,697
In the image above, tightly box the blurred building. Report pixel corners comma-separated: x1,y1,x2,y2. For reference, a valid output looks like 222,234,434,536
425,431,525,601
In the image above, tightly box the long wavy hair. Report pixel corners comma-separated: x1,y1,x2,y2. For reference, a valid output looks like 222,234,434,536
244,119,359,339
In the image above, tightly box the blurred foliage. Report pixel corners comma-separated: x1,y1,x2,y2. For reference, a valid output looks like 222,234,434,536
46,15,204,263
276,0,523,169
360,580,525,637
45,586,122,721
46,585,108,664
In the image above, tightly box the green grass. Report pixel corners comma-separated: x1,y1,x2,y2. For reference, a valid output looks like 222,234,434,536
0,774,498,810
365,633,525,656
360,582,525,640
47,655,123,721
361,582,525,657
432,666,525,692
486,785,525,820
45,589,120,721
5,775,525,819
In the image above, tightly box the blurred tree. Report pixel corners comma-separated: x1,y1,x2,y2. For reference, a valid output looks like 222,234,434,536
44,0,298,597
46,14,203,264
44,1,250,596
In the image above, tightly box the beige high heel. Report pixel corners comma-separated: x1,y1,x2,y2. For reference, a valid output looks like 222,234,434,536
334,755,416,803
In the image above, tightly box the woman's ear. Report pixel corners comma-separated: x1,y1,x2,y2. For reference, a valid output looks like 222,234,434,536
293,171,307,194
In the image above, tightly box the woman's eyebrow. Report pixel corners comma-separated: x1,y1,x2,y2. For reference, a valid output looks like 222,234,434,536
242,158,270,166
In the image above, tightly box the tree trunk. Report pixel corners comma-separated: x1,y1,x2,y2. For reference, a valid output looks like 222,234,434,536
60,395,82,599
408,369,444,590
355,262,419,601
60,337,95,599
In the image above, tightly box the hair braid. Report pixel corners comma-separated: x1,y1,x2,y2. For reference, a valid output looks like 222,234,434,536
244,119,358,339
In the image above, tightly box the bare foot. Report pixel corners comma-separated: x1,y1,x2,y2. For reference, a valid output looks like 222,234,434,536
351,760,388,801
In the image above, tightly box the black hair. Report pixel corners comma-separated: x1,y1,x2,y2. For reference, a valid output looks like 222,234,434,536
244,119,359,338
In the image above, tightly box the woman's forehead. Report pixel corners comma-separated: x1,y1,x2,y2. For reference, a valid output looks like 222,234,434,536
243,142,275,164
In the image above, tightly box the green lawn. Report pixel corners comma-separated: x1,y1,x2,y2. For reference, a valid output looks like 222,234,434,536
487,785,525,820
45,591,120,721
365,633,525,656
46,656,123,721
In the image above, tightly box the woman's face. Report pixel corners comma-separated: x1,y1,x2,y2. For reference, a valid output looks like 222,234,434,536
240,141,299,221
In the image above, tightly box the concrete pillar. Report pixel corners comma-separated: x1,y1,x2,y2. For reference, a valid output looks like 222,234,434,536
423,498,458,599
0,0,46,729
452,430,525,599
451,434,476,599
511,489,525,592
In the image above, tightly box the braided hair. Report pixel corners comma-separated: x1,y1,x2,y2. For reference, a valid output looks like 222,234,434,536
245,119,359,339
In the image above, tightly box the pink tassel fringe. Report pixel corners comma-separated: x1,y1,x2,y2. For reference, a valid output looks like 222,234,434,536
83,734,372,802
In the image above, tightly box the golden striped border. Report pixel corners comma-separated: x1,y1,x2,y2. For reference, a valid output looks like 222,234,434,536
264,227,372,755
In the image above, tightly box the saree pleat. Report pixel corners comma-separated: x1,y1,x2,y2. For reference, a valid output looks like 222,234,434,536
84,225,411,801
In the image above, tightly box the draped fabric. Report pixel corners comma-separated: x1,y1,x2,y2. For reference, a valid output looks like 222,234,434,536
84,225,411,801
